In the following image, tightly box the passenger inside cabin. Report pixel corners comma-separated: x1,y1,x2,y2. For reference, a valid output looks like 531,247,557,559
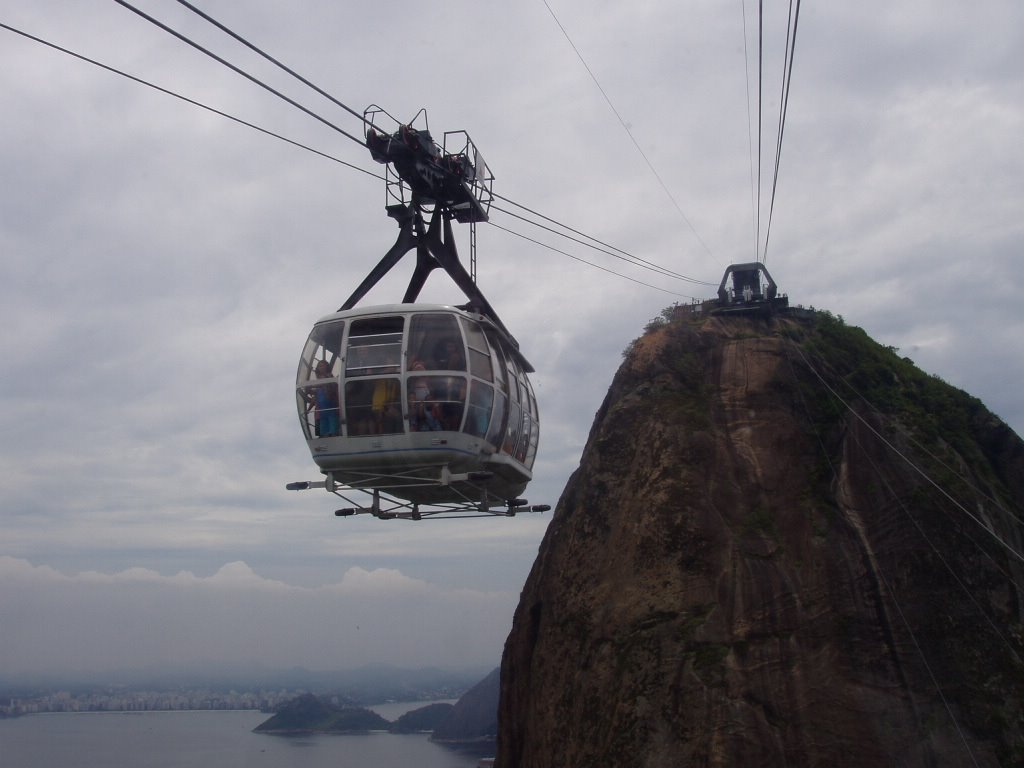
347,344,375,375
344,347,402,435
435,338,466,371
371,377,402,434
408,361,442,432
346,376,401,435
312,360,339,437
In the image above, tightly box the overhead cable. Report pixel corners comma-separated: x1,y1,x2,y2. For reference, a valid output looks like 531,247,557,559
756,0,763,261
4,18,718,298
491,204,706,286
794,344,1024,567
113,0,367,148
175,0,718,287
540,0,714,259
0,21,380,180
116,2,718,289
173,0,367,127
783,340,1019,581
868,451,1024,664
875,568,982,767
489,222,698,300
802,339,1024,529
761,0,801,264
493,194,716,286
785,334,1024,738
799,339,1024,587
131,0,722,289
173,0,717,287
740,0,758,261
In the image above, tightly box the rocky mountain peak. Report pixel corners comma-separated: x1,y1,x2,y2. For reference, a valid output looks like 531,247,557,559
497,310,1024,767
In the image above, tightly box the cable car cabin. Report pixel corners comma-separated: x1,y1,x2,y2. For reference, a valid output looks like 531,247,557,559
295,304,539,508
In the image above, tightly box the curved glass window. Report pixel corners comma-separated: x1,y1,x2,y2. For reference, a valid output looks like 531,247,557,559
435,375,467,431
524,376,539,469
514,370,535,461
464,380,494,439
503,401,521,455
508,366,521,405
409,314,465,371
515,412,529,462
486,391,507,448
296,320,344,439
461,317,493,382
488,334,509,396
502,355,523,455
483,329,510,449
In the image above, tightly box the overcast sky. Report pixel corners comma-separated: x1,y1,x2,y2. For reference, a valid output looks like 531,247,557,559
2,0,1022,680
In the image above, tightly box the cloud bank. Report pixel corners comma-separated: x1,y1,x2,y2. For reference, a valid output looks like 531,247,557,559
0,556,516,677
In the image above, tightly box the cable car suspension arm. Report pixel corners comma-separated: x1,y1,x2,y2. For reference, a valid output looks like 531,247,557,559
338,203,518,345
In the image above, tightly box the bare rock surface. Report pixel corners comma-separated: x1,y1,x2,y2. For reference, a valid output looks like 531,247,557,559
497,312,1024,767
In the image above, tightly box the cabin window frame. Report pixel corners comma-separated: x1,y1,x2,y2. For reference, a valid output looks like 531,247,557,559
345,316,404,377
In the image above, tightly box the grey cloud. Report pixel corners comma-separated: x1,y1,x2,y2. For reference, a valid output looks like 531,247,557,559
0,556,515,676
1,0,1022,677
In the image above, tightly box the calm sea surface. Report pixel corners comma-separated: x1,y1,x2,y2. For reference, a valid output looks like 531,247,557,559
0,705,488,768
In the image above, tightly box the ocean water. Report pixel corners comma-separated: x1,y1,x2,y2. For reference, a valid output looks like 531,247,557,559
0,708,488,768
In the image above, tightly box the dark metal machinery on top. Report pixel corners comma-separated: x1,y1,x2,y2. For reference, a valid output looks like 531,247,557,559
346,107,522,353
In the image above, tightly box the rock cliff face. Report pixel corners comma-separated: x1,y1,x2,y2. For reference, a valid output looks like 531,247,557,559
432,665,500,743
497,311,1024,767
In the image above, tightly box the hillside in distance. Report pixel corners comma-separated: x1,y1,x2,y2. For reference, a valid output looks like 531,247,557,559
431,666,500,744
253,665,500,741
497,308,1024,767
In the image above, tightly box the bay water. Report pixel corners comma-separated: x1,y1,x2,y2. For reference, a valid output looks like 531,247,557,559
0,705,488,768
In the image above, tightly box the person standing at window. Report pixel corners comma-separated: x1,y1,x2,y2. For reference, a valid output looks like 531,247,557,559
313,360,339,437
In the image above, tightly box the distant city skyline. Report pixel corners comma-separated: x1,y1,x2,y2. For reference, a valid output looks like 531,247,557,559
1,663,487,717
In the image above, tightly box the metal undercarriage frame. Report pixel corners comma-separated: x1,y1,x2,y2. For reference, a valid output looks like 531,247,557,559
288,467,550,520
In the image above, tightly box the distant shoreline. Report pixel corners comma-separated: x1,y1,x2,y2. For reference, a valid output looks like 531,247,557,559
254,727,394,735
12,709,260,716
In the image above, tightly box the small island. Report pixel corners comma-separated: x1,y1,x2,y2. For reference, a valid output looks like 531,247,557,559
253,693,391,734
252,692,458,735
